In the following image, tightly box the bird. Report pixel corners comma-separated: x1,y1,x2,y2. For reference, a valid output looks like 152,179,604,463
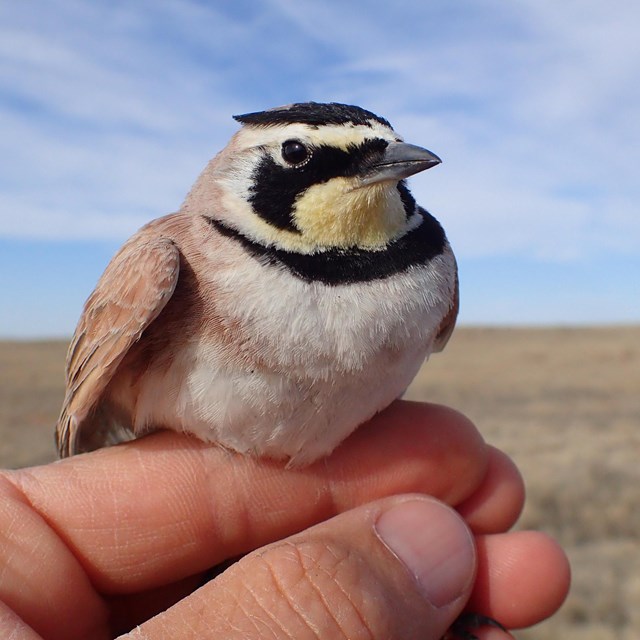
55,101,459,466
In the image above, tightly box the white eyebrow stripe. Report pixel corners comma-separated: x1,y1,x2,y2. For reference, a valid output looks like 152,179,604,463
235,121,401,152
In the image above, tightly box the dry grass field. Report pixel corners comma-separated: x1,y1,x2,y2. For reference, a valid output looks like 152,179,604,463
1,327,638,639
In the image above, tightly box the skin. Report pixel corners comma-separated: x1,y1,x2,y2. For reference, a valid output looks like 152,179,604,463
0,401,570,639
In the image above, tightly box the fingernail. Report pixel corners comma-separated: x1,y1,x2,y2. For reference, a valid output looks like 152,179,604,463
374,498,475,608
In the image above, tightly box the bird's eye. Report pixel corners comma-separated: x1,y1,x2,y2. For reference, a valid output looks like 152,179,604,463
281,140,309,165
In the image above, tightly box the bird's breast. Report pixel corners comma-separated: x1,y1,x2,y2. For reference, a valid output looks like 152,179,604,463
204,236,456,377
113,226,456,463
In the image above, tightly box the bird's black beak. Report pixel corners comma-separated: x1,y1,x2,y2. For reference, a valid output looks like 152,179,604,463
360,142,441,185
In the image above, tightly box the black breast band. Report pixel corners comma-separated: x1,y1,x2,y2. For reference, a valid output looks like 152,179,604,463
207,209,446,285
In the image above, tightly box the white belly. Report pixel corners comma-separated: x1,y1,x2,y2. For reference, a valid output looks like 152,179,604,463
129,247,456,465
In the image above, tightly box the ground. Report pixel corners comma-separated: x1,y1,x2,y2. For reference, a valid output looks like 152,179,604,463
1,327,638,639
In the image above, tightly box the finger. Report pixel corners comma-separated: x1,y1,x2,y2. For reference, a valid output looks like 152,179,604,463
0,599,45,640
468,531,571,630
121,496,477,640
7,401,489,595
0,476,109,640
111,447,524,638
329,402,488,508
456,447,525,534
106,574,206,638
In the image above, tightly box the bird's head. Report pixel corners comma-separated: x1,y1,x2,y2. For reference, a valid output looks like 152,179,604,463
182,102,441,253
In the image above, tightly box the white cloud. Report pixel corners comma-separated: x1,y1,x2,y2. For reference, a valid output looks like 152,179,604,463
0,5,212,130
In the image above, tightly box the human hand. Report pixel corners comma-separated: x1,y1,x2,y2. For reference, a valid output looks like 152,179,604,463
0,401,569,639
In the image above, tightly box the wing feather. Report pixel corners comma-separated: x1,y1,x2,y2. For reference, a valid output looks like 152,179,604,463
433,270,459,353
56,234,180,457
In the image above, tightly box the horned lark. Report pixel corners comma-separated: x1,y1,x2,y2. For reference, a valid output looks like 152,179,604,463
56,102,459,465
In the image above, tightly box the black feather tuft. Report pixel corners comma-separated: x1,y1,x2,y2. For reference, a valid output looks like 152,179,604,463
234,102,392,130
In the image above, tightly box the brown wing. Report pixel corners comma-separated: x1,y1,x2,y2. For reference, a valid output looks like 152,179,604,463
433,271,459,353
56,233,180,457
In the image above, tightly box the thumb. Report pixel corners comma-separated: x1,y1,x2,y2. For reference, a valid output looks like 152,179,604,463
124,495,476,640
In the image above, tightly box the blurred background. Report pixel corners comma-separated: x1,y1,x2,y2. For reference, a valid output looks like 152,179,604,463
1,2,638,638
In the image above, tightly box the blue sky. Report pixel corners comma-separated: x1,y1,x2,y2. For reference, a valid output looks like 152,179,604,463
1,0,638,337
